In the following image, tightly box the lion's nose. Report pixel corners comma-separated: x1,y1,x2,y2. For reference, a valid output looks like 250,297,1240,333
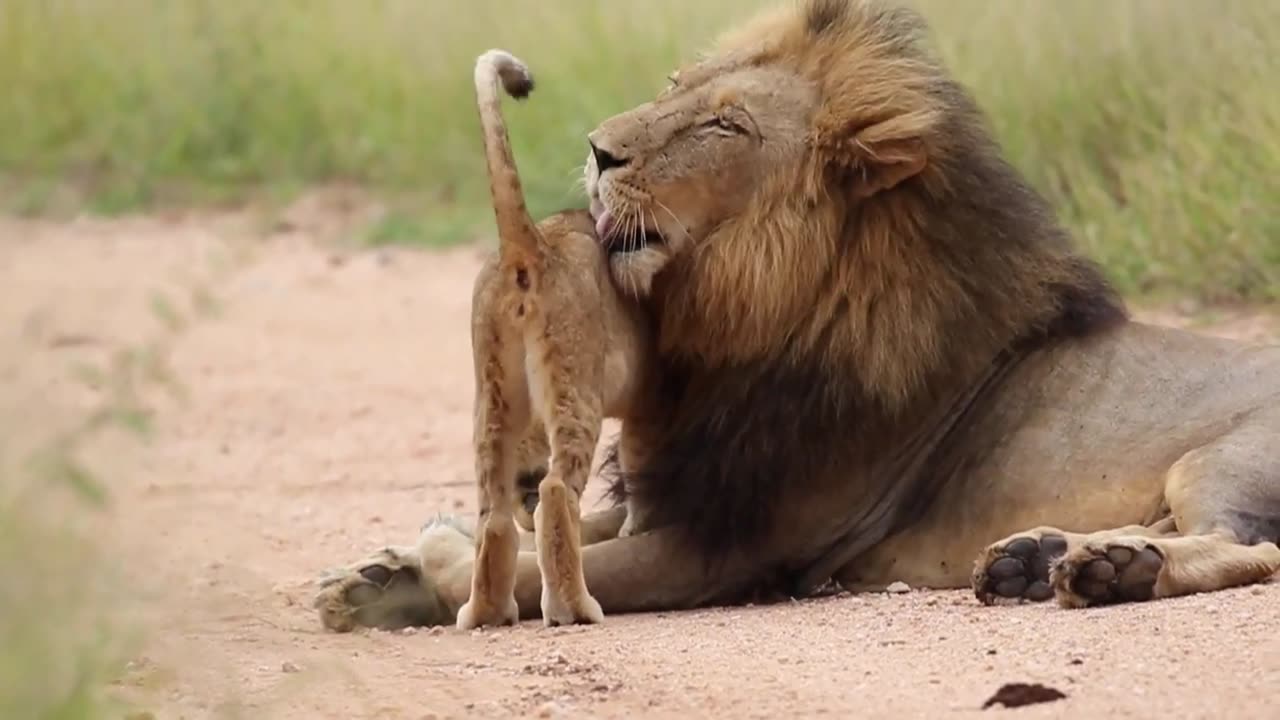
589,140,629,173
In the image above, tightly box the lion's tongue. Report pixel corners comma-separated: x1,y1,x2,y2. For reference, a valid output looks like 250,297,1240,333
595,209,616,239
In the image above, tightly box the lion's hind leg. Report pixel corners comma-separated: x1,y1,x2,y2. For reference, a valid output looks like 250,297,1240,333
976,523,1280,609
1049,532,1280,608
1052,424,1280,607
978,420,1280,609
972,523,1173,605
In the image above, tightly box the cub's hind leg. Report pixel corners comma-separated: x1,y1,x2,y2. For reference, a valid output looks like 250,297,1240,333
520,216,650,626
524,275,610,626
455,264,532,630
532,395,606,626
1052,422,1280,608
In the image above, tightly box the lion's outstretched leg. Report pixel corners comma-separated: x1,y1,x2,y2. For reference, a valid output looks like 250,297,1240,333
1048,531,1280,608
1052,423,1280,607
976,523,1280,608
314,518,474,632
316,516,758,631
313,507,631,633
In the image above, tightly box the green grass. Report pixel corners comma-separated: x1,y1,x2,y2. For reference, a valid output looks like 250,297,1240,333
0,0,1277,300
0,407,138,720
0,505,131,720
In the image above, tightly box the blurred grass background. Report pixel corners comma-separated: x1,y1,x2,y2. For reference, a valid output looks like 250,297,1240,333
0,269,216,718
1,370,144,720
0,3,1276,716
1,0,1277,300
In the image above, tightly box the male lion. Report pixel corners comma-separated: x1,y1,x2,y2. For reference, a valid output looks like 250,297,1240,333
313,0,1280,630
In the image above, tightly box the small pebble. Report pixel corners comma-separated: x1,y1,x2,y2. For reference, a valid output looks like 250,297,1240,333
281,661,301,673
886,581,911,594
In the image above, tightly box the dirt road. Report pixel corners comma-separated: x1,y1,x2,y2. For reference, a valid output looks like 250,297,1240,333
3,212,1278,719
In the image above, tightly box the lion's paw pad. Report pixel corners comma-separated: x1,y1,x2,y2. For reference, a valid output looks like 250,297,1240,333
314,560,448,632
975,533,1068,604
1052,543,1163,606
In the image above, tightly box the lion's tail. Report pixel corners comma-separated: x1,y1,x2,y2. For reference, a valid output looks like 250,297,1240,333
474,49,541,266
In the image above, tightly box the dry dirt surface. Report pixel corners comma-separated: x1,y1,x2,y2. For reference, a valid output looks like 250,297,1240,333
3,212,1279,720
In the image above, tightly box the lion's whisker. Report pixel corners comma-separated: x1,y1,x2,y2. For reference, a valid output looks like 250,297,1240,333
626,205,641,255
654,200,689,241
647,206,664,248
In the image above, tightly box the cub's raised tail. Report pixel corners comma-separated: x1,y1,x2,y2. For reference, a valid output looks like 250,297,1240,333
474,49,541,266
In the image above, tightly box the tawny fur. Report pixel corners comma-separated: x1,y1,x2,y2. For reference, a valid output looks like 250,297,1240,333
456,50,651,629
315,0,1280,631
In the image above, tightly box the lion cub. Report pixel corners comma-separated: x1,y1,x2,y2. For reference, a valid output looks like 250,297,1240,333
456,50,650,629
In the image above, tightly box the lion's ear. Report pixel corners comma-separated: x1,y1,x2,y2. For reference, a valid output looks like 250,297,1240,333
850,136,926,198
812,111,934,199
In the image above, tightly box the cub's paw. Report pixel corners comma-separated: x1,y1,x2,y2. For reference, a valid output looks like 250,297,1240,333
456,594,519,630
313,547,449,632
973,529,1069,605
1049,539,1164,608
541,587,604,628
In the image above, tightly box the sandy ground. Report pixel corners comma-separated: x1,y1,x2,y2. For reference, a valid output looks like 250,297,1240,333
3,211,1279,720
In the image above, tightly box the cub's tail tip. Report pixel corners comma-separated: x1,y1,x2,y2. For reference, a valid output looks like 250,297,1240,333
477,49,535,100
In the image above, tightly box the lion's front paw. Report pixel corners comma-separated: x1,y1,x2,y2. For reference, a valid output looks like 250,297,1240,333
313,548,451,632
313,516,473,632
973,529,1069,605
1049,539,1164,608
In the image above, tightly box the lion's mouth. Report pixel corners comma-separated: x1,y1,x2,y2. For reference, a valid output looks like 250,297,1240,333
592,207,666,255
